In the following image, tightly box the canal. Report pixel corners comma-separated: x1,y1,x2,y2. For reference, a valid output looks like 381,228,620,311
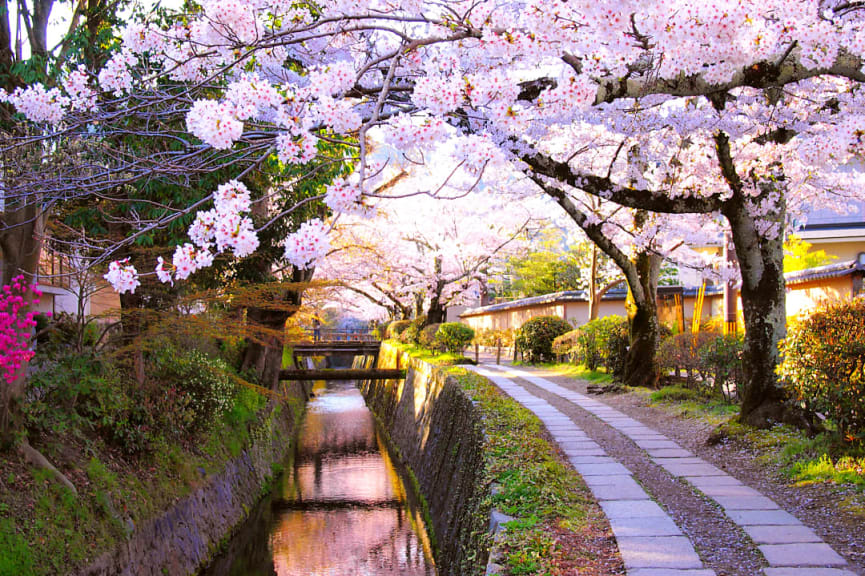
202,379,437,575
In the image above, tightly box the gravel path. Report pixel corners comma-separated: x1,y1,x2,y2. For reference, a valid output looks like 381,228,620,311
473,358,862,576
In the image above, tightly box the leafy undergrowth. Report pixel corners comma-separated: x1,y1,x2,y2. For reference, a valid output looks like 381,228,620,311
387,340,475,366
0,380,290,576
631,384,865,490
645,386,740,427
721,421,865,489
448,367,621,575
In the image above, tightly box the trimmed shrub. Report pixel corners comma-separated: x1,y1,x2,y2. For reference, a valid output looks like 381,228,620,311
517,316,572,363
566,316,628,372
386,319,412,339
699,334,744,400
779,299,865,440
436,322,475,353
657,332,718,386
375,320,392,340
605,319,631,378
473,327,516,348
419,323,442,349
552,329,580,357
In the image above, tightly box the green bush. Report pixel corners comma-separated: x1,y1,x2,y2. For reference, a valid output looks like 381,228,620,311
657,332,718,386
419,323,442,349
26,352,154,456
551,329,579,357
472,327,516,347
386,319,412,339
699,334,744,400
375,320,392,340
605,319,631,378
436,322,475,353
400,316,427,344
779,299,865,440
563,316,628,372
516,316,572,363
149,346,237,435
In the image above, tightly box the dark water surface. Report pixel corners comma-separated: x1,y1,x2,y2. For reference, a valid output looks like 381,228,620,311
202,380,436,576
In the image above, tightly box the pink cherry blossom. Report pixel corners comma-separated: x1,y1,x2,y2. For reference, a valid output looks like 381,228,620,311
104,259,140,294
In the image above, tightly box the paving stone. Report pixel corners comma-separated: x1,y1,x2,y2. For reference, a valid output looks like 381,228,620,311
618,426,656,435
572,461,632,476
759,543,847,567
568,455,619,465
607,515,683,537
763,569,859,576
563,448,607,457
714,495,779,511
607,420,646,429
616,536,704,569
590,478,649,501
559,441,600,451
630,570,716,576
582,474,634,487
744,524,822,544
635,440,683,450
662,462,726,476
600,499,668,519
727,509,800,526
549,431,585,437
694,483,762,498
647,448,694,458
654,457,706,466
686,475,745,488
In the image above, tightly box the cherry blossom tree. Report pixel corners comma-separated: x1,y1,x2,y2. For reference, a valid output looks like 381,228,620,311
2,0,865,425
318,190,535,323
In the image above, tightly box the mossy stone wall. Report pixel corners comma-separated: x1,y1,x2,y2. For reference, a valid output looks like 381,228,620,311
359,344,490,576
75,383,305,576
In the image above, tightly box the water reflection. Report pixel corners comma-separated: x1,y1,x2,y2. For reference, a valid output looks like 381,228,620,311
203,380,435,576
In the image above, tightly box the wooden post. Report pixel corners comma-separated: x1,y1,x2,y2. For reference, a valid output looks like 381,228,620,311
474,343,479,364
496,337,501,365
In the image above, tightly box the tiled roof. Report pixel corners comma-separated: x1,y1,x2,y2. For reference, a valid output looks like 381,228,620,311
460,284,724,318
785,259,864,286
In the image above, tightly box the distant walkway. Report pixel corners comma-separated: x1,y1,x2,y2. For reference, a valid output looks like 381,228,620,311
470,361,858,576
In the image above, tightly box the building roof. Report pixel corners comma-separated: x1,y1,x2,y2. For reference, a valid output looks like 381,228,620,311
460,285,724,318
784,258,865,286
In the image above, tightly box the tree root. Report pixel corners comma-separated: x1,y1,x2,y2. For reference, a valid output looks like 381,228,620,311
18,440,78,495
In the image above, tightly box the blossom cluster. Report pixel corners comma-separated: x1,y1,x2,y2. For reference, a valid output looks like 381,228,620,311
103,259,140,294
283,218,331,269
0,277,45,385
324,177,364,214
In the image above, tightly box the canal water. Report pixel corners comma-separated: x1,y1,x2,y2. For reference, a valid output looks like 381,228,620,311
202,379,437,576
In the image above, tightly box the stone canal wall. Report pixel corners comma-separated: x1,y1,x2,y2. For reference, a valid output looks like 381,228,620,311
359,344,492,576
75,383,306,576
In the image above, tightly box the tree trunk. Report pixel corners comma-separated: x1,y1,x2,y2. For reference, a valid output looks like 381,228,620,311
0,205,44,449
427,299,446,324
725,198,787,427
241,268,311,391
588,244,600,321
426,276,446,324
622,252,661,388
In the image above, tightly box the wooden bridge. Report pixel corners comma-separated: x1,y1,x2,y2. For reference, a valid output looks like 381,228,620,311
279,331,406,381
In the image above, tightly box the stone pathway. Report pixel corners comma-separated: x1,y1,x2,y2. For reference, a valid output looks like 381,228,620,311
475,362,859,576
469,365,715,576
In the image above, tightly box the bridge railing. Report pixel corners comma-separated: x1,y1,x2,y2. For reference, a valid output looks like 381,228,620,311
304,328,379,342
